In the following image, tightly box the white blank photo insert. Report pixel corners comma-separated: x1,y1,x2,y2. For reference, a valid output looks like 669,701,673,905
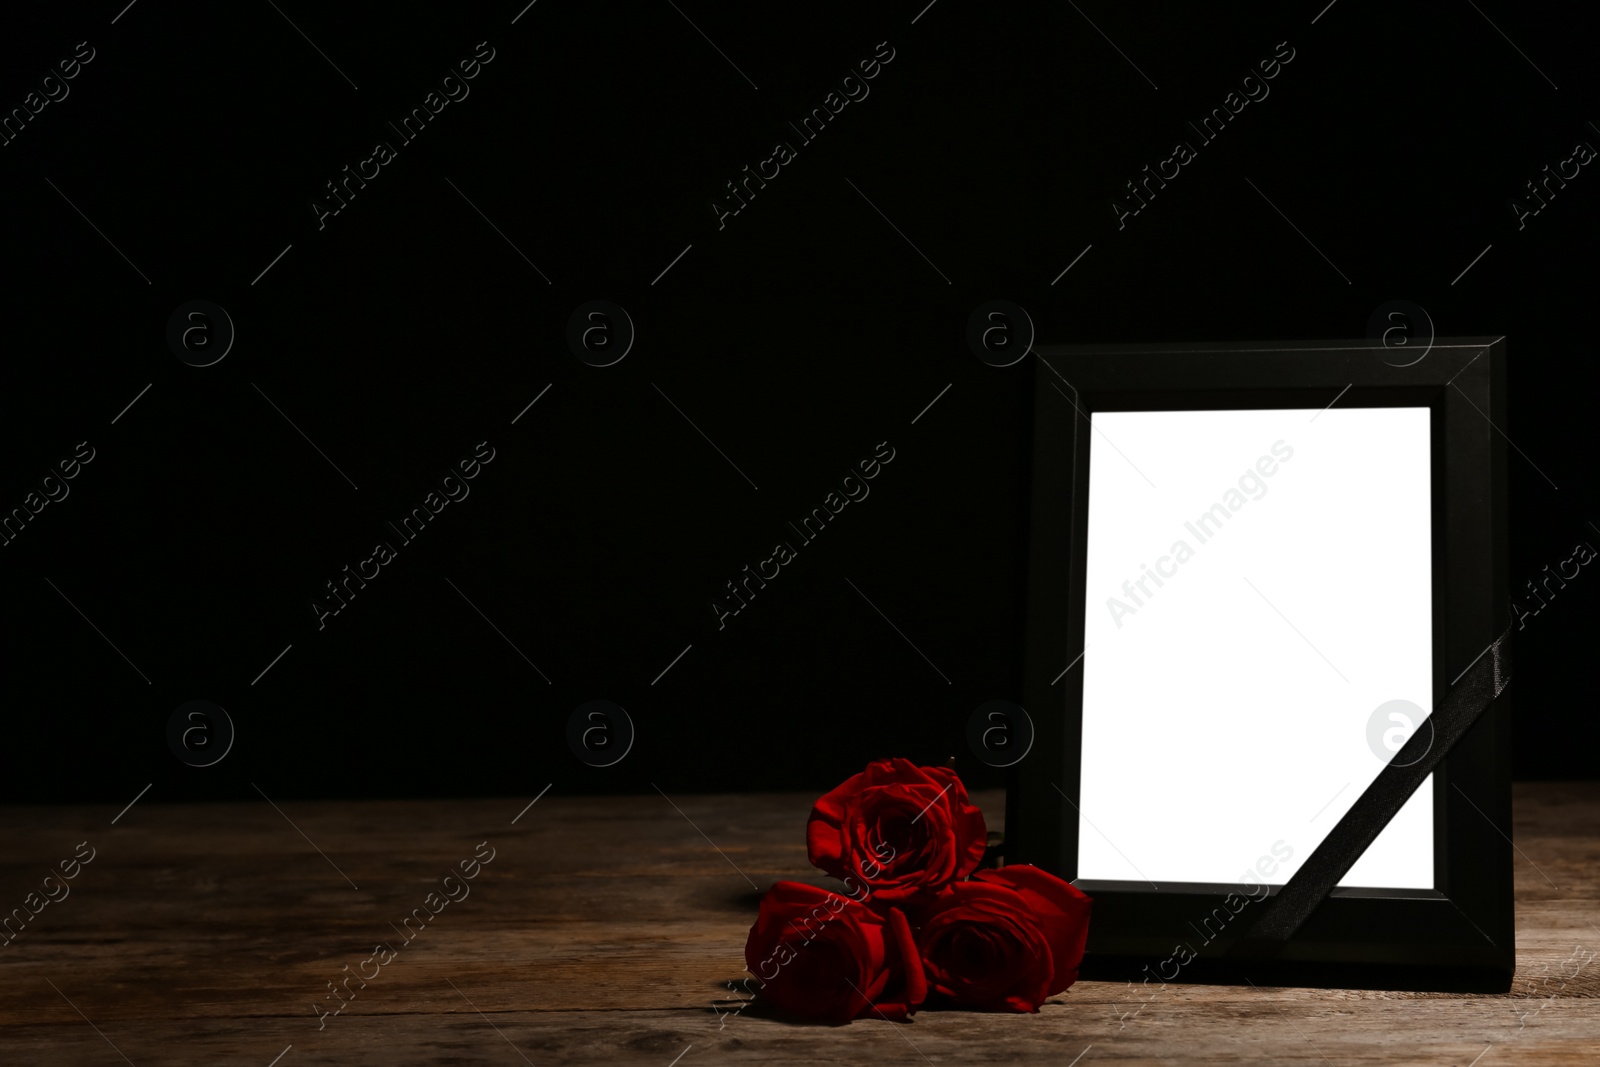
1076,407,1434,890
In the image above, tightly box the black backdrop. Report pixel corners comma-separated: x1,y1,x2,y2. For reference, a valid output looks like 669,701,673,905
2,0,1595,805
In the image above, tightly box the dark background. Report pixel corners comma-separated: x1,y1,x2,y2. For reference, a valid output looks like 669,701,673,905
1,0,1594,804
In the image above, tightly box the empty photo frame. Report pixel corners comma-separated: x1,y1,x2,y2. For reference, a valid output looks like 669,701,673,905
1008,338,1513,991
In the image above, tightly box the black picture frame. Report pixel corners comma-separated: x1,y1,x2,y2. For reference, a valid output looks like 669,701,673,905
1007,337,1513,992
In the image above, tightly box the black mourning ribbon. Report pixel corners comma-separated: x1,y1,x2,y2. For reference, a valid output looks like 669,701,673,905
1227,626,1513,959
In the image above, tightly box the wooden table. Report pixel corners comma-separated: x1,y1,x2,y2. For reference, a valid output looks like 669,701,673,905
2,783,1596,1065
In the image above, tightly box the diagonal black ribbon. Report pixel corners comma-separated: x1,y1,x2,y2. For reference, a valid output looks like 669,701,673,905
1228,626,1513,958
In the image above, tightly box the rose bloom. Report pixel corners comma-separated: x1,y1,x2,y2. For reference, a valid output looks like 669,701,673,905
807,758,987,905
916,865,1093,1012
743,881,926,1022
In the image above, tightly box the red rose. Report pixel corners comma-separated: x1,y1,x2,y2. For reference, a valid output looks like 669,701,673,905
916,865,1092,1013
807,758,987,905
743,881,927,1022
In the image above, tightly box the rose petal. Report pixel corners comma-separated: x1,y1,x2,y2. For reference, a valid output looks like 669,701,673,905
885,906,927,1009
971,866,1093,994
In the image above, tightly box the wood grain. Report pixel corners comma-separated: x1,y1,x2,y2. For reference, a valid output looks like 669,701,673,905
1,783,1596,1065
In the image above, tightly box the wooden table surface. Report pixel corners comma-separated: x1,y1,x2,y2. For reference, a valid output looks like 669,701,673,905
1,783,1596,1066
